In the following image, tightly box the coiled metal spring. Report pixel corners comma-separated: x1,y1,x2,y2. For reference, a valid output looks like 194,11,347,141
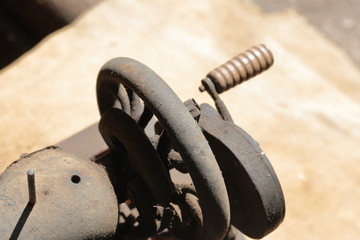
200,44,274,93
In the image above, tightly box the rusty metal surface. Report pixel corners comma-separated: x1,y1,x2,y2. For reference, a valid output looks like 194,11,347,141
99,108,173,204
96,57,230,240
0,147,118,239
199,79,234,122
0,0,357,238
0,46,285,239
198,103,285,238
200,44,273,93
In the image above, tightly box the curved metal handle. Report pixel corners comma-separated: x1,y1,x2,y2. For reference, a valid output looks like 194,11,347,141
97,57,230,240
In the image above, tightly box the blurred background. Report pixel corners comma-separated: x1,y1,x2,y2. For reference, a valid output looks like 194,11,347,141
0,1,359,240
0,0,99,69
1,0,359,69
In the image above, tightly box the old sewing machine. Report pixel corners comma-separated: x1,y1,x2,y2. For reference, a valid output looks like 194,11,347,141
0,45,285,240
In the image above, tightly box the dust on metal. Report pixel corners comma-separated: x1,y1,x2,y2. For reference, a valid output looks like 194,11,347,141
0,44,285,240
27,169,36,204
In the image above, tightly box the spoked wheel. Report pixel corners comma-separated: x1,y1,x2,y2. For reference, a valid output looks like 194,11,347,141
96,57,230,240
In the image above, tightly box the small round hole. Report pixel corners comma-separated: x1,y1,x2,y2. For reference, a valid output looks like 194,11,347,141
71,175,81,184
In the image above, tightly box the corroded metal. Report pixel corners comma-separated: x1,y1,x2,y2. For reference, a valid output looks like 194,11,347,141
199,78,233,122
0,148,118,239
96,57,231,240
99,107,173,204
1,45,285,240
198,103,285,238
200,44,274,93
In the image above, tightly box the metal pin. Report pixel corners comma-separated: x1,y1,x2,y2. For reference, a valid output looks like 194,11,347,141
27,169,36,204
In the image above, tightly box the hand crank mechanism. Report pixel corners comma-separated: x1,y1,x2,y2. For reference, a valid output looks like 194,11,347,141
0,45,285,240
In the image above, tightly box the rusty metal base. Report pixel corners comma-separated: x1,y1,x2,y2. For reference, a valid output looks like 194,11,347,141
0,147,118,240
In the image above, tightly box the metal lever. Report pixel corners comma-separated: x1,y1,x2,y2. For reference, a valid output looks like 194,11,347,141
200,78,233,122
199,44,274,94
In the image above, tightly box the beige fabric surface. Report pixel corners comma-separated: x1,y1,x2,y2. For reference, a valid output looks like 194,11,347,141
1,0,359,239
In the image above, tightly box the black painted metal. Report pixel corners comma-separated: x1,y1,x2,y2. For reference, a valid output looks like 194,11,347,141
200,78,233,122
96,57,230,240
99,107,173,204
1,46,285,240
198,103,285,238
